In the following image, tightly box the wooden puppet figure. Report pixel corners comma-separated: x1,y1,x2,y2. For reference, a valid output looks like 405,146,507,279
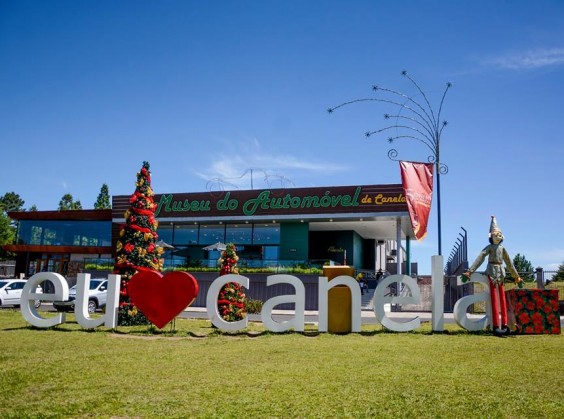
464,216,522,336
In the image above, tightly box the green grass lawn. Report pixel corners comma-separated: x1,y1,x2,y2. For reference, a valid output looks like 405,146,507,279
1,309,562,418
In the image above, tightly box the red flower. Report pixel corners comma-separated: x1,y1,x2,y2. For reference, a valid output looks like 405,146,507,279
518,312,530,324
124,243,135,253
531,312,543,326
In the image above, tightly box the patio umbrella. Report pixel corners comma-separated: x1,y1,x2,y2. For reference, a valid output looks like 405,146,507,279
156,240,175,249
202,242,227,251
171,248,191,258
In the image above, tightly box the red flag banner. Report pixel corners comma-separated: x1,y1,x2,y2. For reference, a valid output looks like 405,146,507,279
400,161,434,241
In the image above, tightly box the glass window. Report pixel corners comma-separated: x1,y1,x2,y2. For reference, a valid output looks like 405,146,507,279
17,220,111,247
253,223,280,245
29,226,42,245
263,246,280,261
225,224,252,244
11,281,25,290
198,224,225,245
157,223,174,244
173,225,199,245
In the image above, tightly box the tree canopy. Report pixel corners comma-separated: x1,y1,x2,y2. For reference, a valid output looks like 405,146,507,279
0,213,15,259
58,194,82,210
553,262,564,282
94,183,111,209
0,192,23,258
507,253,535,282
0,192,25,213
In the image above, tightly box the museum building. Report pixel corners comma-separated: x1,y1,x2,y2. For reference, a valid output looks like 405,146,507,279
4,183,417,279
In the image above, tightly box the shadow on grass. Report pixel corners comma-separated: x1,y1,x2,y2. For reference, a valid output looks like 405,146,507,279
0,323,530,340
1,312,519,339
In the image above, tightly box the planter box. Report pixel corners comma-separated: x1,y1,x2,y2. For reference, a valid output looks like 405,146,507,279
506,289,561,334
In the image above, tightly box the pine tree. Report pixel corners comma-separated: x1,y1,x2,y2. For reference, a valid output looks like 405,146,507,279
113,162,164,325
507,253,534,282
94,183,111,209
0,193,22,255
0,213,15,259
0,192,25,213
58,194,82,210
553,262,564,282
217,243,246,321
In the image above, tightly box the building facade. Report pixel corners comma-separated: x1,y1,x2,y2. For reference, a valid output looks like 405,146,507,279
5,183,416,279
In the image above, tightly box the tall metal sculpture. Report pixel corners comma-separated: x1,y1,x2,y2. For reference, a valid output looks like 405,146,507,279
328,71,452,255
207,168,294,191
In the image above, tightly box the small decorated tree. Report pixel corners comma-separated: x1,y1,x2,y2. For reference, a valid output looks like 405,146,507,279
217,243,246,321
113,161,164,326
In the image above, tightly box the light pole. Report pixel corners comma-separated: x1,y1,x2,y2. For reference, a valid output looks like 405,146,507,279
328,71,452,255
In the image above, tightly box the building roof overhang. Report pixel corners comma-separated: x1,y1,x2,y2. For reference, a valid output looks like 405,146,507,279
2,244,112,254
7,209,112,221
112,183,416,240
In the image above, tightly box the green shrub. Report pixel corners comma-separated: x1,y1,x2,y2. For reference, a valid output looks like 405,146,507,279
84,263,114,270
245,298,263,314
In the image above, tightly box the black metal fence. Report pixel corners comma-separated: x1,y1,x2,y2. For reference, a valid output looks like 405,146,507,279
411,269,561,313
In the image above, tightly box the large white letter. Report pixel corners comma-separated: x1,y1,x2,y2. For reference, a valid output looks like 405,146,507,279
21,272,68,328
373,274,421,332
260,274,305,332
318,275,361,333
206,274,249,331
453,273,490,331
74,273,121,329
431,255,444,331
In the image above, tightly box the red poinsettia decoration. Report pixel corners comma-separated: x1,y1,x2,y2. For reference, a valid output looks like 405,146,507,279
217,243,246,322
113,161,165,326
508,289,560,334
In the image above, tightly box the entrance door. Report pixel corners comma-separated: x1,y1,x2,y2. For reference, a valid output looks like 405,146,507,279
35,254,69,276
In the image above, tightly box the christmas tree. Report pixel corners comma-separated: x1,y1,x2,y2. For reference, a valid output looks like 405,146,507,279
217,243,246,321
113,161,164,325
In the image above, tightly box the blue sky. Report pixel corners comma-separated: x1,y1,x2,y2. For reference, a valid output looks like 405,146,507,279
1,1,563,274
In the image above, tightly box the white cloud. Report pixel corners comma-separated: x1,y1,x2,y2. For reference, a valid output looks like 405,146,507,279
486,47,564,70
525,248,564,272
195,138,349,190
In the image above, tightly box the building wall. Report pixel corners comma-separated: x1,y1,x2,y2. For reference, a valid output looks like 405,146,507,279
308,230,354,267
362,238,376,271
279,222,309,261
352,231,364,271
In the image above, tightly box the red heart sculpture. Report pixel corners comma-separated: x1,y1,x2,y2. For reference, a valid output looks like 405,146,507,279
128,271,199,329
